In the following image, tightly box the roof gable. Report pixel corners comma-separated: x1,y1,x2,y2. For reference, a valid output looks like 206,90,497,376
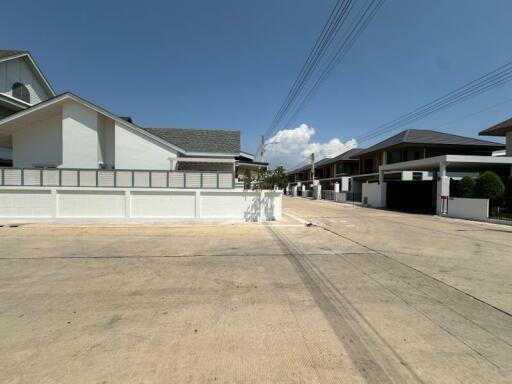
0,50,55,100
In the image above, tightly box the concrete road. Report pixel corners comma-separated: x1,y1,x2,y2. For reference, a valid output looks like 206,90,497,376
0,198,511,383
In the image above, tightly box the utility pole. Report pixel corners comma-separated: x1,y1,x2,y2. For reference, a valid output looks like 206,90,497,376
310,152,315,181
259,135,265,162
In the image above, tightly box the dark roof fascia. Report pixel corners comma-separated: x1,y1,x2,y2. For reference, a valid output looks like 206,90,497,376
479,117,512,137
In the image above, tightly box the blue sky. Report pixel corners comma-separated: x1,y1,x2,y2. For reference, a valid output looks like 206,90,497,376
2,0,512,167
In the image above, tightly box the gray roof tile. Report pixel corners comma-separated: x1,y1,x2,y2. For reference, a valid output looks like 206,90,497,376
356,129,503,156
144,128,240,154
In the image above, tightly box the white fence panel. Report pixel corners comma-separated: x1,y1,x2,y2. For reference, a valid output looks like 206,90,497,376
58,191,126,218
0,190,52,217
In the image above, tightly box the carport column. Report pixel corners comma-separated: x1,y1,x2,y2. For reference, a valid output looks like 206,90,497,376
301,184,306,195
436,162,450,215
334,182,340,193
292,185,297,197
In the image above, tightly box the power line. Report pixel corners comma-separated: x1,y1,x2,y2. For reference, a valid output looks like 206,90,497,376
354,62,512,145
264,0,357,138
283,0,385,129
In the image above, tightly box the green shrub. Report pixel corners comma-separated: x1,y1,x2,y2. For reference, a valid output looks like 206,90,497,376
459,176,476,198
474,171,505,200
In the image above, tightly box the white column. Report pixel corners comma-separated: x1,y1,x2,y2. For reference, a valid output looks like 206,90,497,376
334,182,340,193
195,190,201,219
313,184,322,200
436,162,450,215
506,131,512,156
51,189,58,218
124,190,131,218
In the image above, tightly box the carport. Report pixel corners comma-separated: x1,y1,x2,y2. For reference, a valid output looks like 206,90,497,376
378,155,512,214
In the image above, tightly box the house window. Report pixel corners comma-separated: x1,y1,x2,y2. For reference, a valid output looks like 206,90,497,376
12,83,30,103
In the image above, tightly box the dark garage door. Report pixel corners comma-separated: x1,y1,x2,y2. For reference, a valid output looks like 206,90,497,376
386,180,436,214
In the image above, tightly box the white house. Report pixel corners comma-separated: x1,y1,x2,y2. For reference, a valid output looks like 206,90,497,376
0,50,266,174
0,49,278,222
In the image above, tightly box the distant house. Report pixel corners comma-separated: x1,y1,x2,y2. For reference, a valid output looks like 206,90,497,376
287,148,363,183
0,50,263,174
353,129,503,177
479,117,512,156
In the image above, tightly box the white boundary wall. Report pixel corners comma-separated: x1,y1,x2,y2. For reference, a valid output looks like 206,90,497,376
446,197,489,221
0,187,282,222
362,182,387,208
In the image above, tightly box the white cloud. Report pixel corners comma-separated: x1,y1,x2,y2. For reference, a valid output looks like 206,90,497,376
264,123,357,169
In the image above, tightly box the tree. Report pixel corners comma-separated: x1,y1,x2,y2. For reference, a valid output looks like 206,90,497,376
251,166,288,190
474,171,505,201
459,176,476,198
504,176,512,210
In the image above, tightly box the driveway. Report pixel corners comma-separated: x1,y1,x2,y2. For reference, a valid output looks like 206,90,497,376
1,198,511,383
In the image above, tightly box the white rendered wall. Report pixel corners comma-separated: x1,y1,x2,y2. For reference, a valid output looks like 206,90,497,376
97,115,115,168
12,114,62,167
0,57,51,105
0,187,282,222
335,192,347,203
58,190,126,218
62,101,99,168
130,191,196,218
0,189,53,217
446,197,489,221
115,122,178,170
362,182,386,208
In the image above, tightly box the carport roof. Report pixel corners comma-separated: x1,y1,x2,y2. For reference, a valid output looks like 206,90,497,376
356,129,503,156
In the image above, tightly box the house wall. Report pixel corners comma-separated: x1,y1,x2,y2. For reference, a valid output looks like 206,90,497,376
12,114,62,167
97,115,115,168
62,102,99,168
114,122,178,170
0,57,51,105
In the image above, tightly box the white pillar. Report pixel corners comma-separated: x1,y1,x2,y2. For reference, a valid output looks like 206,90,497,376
195,190,201,219
292,185,298,197
313,184,322,200
506,131,512,157
436,162,450,215
334,182,340,193
51,189,58,218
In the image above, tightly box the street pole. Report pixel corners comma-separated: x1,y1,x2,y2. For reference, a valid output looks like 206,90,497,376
311,153,315,181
